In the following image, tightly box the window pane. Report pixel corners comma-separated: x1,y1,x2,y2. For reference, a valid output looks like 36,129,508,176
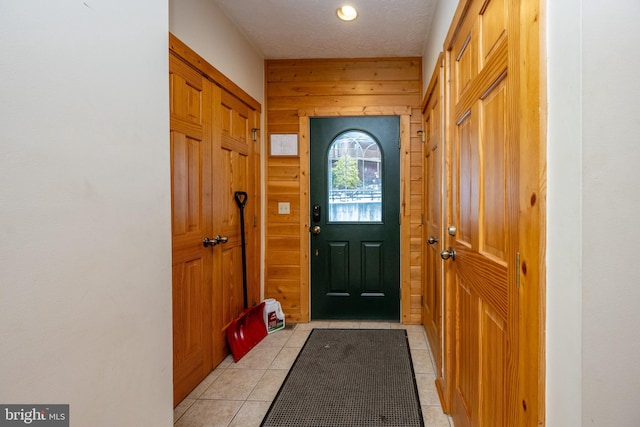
328,131,382,222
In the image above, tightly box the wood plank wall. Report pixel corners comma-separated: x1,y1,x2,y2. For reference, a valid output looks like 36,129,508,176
265,58,423,323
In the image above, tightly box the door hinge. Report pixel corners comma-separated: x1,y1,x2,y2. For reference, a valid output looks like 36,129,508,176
421,213,424,225
253,215,257,227
516,252,521,289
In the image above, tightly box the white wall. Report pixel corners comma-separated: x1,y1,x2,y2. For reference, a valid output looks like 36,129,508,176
169,0,265,104
581,1,640,425
548,1,640,426
0,1,173,426
422,0,458,95
546,0,583,425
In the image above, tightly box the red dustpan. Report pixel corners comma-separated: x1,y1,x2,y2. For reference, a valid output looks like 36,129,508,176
226,191,267,362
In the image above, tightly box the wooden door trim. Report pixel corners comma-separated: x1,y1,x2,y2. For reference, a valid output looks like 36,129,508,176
298,110,412,323
298,106,411,117
511,0,546,424
299,115,311,321
421,53,445,112
444,0,477,52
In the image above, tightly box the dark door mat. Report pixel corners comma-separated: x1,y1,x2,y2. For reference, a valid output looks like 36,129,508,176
261,328,424,426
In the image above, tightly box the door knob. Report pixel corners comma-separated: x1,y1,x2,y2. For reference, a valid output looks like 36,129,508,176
427,236,439,245
203,235,228,247
440,248,456,261
311,225,321,235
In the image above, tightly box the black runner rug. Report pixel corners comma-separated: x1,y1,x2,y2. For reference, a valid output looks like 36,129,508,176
261,328,424,426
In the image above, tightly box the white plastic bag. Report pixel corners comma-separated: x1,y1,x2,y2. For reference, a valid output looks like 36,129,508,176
263,298,285,333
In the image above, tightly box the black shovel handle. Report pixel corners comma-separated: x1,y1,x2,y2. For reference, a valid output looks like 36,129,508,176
234,191,248,209
234,191,248,308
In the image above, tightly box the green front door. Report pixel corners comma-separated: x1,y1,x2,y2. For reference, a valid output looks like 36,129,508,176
310,116,400,320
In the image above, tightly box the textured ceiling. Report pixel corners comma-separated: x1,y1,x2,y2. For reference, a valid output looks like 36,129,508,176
212,0,438,59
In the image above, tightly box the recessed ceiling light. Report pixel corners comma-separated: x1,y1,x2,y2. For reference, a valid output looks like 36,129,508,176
337,5,358,22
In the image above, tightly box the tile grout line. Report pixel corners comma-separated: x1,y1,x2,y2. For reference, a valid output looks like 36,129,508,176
226,327,299,426
227,335,289,425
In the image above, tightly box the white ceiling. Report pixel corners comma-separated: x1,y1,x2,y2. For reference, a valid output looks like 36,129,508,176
212,0,438,59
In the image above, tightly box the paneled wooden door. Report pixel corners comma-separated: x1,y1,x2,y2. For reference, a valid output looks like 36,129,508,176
170,52,214,406
170,49,260,406
310,116,400,320
212,88,260,361
422,55,444,396
446,0,519,425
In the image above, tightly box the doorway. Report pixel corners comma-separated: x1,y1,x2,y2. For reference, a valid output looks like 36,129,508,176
309,116,400,320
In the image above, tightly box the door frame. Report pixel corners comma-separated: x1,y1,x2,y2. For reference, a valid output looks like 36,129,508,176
298,107,413,322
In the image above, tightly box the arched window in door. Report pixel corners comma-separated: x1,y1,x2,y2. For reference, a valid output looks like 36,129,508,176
327,130,382,222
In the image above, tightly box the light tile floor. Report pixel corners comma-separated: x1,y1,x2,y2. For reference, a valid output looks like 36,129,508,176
174,321,454,427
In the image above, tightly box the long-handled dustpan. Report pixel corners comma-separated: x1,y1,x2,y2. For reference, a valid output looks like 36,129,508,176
226,191,267,362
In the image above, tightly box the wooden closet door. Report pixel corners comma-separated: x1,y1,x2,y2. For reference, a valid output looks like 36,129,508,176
446,0,518,425
170,52,214,406
211,88,260,365
423,56,444,386
169,34,263,407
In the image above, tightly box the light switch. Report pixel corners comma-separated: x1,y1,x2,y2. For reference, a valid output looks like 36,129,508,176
278,202,290,214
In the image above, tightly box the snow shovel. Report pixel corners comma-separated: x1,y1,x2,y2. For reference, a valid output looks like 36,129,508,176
226,191,267,362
